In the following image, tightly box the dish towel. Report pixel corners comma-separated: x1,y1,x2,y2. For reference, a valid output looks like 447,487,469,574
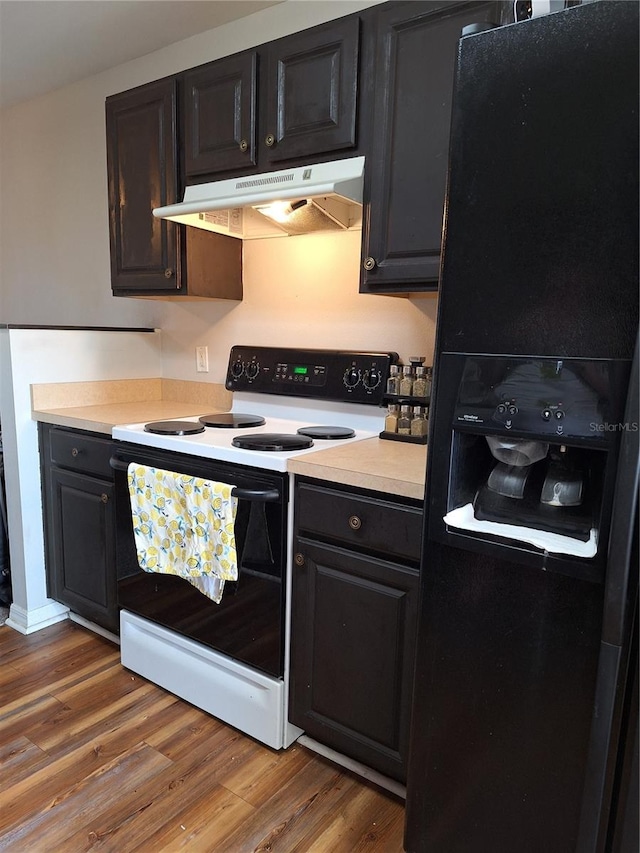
127,463,238,603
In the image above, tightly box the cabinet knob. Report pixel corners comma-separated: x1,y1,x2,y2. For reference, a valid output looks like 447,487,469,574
348,515,362,530
265,133,275,147
294,553,305,566
101,494,109,504
363,257,377,271
71,447,79,458
239,139,248,152
164,268,173,279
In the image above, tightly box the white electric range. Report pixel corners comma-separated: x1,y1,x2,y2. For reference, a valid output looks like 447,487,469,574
112,346,397,751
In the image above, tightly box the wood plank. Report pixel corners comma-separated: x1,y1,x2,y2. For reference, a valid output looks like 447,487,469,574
221,741,313,808
1,649,120,714
78,733,261,853
0,621,406,850
303,783,405,852
0,741,173,851
0,693,65,756
215,757,360,852
0,736,50,789
0,689,177,832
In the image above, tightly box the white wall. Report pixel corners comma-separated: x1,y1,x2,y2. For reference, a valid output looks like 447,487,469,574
0,328,162,633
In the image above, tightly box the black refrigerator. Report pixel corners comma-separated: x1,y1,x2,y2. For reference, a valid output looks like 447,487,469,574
405,3,638,852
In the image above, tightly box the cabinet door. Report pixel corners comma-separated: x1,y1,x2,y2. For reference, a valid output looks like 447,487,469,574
289,538,419,782
184,51,258,178
361,1,500,293
48,468,118,633
263,16,360,164
106,79,180,293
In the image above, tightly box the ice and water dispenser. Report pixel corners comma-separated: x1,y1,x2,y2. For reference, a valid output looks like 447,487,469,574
431,354,631,578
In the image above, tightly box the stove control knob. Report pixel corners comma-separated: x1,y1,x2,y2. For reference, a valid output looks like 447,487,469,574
343,367,361,388
230,361,244,379
362,368,381,390
541,408,551,421
245,361,260,380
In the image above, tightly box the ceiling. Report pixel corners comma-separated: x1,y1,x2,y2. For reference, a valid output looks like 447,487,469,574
0,0,283,109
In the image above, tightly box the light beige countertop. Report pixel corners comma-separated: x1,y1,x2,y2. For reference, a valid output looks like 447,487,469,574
288,436,427,501
31,378,427,499
31,378,231,436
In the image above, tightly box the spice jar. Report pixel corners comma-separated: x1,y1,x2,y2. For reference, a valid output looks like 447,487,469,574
412,367,428,397
411,406,429,438
386,365,400,395
397,404,412,435
399,366,414,396
385,404,399,433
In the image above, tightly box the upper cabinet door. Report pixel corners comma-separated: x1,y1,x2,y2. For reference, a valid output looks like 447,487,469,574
106,79,179,292
263,16,360,164
361,1,500,294
184,51,258,178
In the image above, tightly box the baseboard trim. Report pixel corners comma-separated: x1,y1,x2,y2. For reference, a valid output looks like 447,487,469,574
297,735,407,799
5,600,69,634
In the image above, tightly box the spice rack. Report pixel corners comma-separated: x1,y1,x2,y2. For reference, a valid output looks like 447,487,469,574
379,394,430,445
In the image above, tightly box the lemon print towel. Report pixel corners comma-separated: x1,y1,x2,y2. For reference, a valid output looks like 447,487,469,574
127,464,238,603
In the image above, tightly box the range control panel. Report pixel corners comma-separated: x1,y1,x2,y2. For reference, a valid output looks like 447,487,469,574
226,346,399,405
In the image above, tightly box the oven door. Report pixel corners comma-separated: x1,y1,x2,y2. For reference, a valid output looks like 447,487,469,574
111,441,288,678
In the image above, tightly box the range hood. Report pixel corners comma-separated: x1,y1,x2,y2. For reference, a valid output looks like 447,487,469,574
153,156,364,240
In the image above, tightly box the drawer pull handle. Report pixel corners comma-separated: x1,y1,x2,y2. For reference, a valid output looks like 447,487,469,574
294,553,305,566
348,515,362,530
265,133,275,147
239,139,248,152
71,448,79,458
101,494,109,504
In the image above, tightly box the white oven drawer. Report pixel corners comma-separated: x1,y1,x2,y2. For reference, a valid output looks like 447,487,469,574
120,610,287,749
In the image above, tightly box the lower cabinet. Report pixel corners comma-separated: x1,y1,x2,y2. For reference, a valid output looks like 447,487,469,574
290,477,422,783
39,424,119,633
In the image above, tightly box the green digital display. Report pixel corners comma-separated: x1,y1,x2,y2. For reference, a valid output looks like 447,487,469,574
294,366,308,375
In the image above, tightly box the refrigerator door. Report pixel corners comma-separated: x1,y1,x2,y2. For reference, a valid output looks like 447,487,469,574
435,1,639,361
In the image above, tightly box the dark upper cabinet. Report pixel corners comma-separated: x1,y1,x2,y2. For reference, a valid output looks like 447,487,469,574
106,78,242,299
360,1,502,294
262,16,360,164
183,15,361,180
184,51,258,178
106,79,178,293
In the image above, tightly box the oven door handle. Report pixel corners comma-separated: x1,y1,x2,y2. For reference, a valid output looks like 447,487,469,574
110,456,130,471
109,456,280,502
230,487,280,503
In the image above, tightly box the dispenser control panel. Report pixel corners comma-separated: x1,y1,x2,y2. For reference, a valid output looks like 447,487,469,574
452,355,631,443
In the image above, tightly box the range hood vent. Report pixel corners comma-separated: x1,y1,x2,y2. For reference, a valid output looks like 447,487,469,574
153,156,365,241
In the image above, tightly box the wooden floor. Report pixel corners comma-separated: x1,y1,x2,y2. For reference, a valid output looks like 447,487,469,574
0,620,406,852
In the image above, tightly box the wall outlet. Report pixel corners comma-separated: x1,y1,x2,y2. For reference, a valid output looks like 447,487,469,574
195,346,209,373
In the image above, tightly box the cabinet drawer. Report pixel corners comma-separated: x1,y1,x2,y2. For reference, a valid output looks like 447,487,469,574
295,481,422,563
49,429,113,479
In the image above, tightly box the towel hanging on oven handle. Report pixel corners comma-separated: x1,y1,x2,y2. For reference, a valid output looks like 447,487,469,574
109,455,280,502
